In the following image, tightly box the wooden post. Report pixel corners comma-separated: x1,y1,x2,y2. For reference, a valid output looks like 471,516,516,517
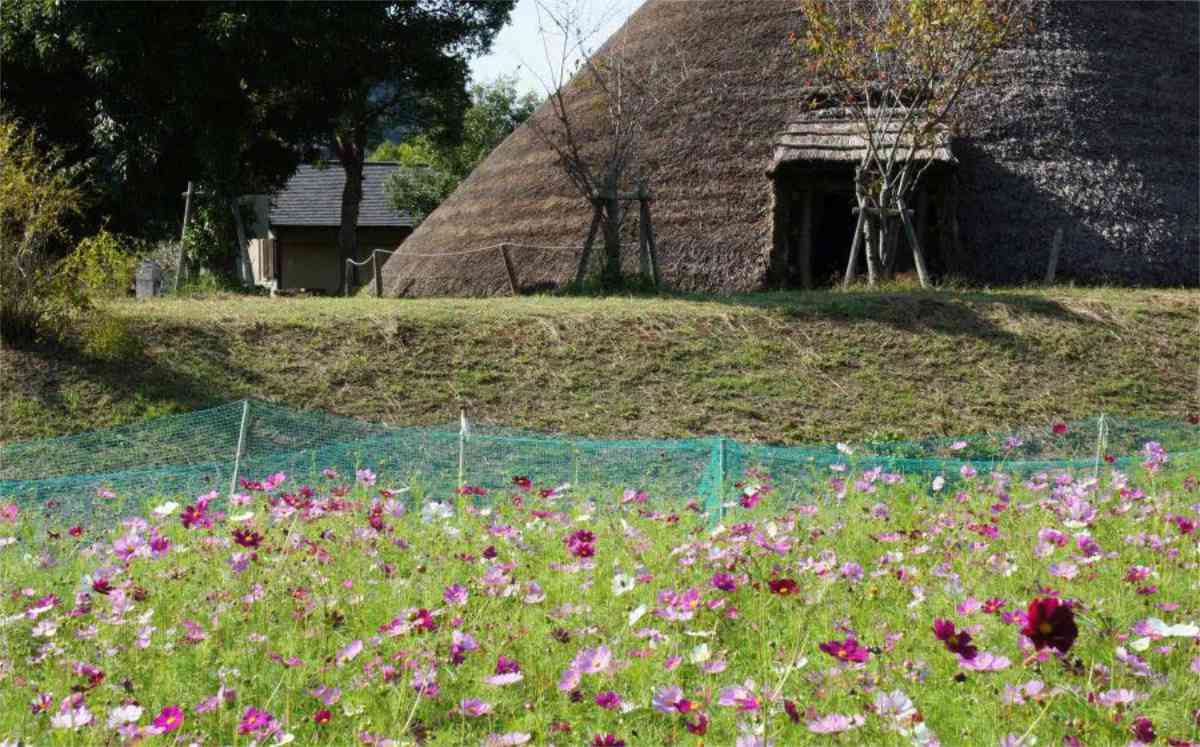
343,259,351,297
637,202,651,279
574,204,603,289
842,204,867,290
897,198,930,288
1044,227,1064,284
499,243,519,295
175,181,194,292
770,179,790,287
644,197,661,289
373,250,384,297
798,190,813,289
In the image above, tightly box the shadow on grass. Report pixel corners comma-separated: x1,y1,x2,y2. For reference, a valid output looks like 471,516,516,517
12,322,253,429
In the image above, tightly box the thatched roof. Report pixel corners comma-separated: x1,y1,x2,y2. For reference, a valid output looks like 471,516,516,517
771,112,954,169
381,1,1198,295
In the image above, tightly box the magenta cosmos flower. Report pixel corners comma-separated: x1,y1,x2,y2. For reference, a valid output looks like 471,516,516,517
819,637,870,663
152,705,183,733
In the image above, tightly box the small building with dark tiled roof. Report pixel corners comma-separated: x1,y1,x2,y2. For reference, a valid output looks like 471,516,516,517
244,162,415,293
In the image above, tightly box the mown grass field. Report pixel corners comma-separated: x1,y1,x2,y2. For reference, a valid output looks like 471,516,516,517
2,287,1196,445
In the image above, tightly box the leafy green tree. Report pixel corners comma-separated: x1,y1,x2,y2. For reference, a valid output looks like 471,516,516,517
374,78,538,224
290,3,514,292
1,1,330,275
0,119,85,346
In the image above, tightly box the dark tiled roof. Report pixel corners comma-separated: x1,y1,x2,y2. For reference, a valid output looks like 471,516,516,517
269,162,415,228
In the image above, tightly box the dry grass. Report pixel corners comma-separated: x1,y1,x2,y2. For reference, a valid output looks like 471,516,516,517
2,287,1196,445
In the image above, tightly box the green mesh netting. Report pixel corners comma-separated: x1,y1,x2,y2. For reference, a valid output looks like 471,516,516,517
1,400,1196,524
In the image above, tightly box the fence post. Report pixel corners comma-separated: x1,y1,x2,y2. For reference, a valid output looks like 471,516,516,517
705,437,726,528
499,244,519,295
229,400,250,497
373,250,383,298
1093,413,1107,478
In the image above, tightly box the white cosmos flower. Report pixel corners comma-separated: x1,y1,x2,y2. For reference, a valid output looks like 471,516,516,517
628,604,647,626
107,704,143,729
612,573,635,596
152,502,179,518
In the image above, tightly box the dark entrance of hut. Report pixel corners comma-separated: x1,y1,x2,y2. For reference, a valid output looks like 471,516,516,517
770,163,952,288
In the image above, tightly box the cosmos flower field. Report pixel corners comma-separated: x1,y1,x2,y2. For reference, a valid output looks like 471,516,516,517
1,445,1198,746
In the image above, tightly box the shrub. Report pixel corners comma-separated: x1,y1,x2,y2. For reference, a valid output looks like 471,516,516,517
0,119,85,346
59,229,139,299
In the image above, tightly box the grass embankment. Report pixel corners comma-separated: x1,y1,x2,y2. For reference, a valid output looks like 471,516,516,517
2,288,1197,445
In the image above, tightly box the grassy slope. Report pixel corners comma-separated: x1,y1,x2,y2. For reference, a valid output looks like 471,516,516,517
2,288,1197,445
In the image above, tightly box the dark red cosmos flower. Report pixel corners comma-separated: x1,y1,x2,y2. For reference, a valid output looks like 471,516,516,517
91,578,113,596
592,734,625,747
1052,422,1069,435
768,578,799,596
512,475,532,491
313,709,331,725
784,699,802,724
232,528,262,548
482,545,498,559
685,712,710,735
819,637,870,663
1131,715,1155,743
932,619,978,660
1022,597,1078,653
68,526,84,537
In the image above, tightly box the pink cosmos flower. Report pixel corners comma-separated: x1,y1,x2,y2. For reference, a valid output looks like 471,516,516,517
152,705,183,733
459,698,493,717
958,651,1011,671
717,681,760,711
238,706,278,737
652,685,685,714
443,584,468,606
711,572,738,592
335,639,363,666
483,734,532,746
807,713,865,733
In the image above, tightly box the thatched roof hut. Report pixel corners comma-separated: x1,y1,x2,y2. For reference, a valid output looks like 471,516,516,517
381,1,1198,296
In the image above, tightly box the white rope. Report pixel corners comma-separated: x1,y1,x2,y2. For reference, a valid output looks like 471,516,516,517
345,248,399,267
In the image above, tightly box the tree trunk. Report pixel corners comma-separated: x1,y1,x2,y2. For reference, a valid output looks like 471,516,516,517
864,210,880,286
601,191,622,288
335,129,366,295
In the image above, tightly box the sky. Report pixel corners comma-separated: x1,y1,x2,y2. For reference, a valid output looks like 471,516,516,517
469,0,645,97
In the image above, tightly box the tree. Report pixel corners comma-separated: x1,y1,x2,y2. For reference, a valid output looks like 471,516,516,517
375,77,539,224
796,0,1032,287
0,119,84,345
1,1,332,276
527,0,691,289
295,2,514,293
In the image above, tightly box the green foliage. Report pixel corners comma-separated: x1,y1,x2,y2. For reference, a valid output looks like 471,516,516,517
0,118,85,346
375,78,538,223
59,229,138,299
77,312,141,361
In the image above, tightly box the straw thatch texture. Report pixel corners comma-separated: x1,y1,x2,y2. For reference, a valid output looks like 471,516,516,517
381,1,1198,296
772,112,954,168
